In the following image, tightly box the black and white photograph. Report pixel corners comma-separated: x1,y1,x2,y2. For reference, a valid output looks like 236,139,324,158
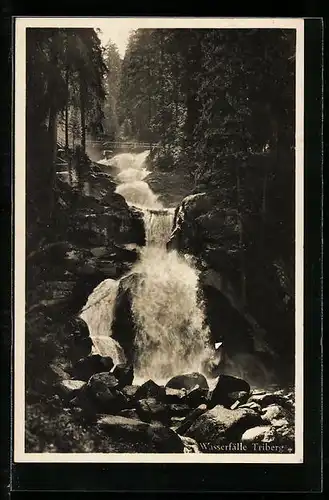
14,17,304,463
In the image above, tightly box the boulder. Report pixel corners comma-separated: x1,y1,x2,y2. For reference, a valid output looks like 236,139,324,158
273,421,294,445
147,422,184,453
128,207,146,247
167,193,212,253
229,391,250,408
117,408,141,420
180,436,201,453
136,398,170,425
111,273,143,361
164,387,187,403
97,415,184,453
84,244,139,281
69,388,100,421
113,363,134,388
241,425,276,443
186,405,263,443
271,418,290,429
87,372,119,390
72,354,114,381
48,362,71,381
174,404,208,435
168,404,192,418
184,385,209,408
239,402,262,413
121,385,140,402
86,372,128,413
165,372,209,392
261,404,290,423
209,374,250,409
56,379,86,400
171,416,188,427
251,389,267,396
69,336,94,363
134,380,166,402
97,414,149,438
248,393,294,413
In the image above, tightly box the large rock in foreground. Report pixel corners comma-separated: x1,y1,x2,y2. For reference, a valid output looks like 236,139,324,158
97,415,184,453
135,398,170,425
72,354,114,381
86,372,128,413
186,405,263,443
111,273,144,361
113,363,134,388
209,374,251,409
165,372,209,392
134,379,166,402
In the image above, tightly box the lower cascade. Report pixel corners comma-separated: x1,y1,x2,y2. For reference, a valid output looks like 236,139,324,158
81,150,214,382
131,244,213,380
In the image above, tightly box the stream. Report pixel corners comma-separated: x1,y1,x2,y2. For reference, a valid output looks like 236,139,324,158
80,150,216,384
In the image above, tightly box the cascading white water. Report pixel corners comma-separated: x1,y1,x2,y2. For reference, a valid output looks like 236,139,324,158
117,167,149,184
112,150,163,210
115,181,162,209
131,245,213,380
81,149,214,383
142,209,175,246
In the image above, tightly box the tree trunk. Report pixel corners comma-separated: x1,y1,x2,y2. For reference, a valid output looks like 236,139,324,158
173,51,179,132
147,51,152,147
159,33,166,146
47,105,58,215
64,67,69,152
184,34,202,147
80,73,86,154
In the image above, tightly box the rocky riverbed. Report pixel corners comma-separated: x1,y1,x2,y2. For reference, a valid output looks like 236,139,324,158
25,153,295,454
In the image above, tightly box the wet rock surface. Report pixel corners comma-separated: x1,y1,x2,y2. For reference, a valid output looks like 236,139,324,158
86,372,128,413
185,405,263,443
135,398,170,425
111,273,143,360
209,374,251,409
96,415,184,453
72,354,114,381
165,372,209,392
134,380,166,402
56,379,87,399
113,363,134,388
169,191,294,387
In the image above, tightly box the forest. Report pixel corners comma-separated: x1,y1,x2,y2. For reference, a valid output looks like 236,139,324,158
27,25,295,361
24,27,296,454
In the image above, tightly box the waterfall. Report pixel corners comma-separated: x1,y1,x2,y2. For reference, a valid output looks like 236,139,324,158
115,181,162,209
131,245,213,380
142,209,175,246
80,150,214,383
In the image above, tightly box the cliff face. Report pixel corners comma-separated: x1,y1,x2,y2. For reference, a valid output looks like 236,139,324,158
167,191,294,386
25,161,146,447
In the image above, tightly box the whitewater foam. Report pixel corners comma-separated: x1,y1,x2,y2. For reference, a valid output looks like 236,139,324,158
81,150,214,382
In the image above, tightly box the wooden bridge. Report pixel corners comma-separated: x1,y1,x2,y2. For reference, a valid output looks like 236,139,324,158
86,140,160,151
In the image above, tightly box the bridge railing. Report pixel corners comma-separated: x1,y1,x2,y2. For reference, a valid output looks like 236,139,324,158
86,140,160,150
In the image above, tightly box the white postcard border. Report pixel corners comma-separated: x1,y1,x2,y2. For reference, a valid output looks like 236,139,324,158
14,16,304,464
